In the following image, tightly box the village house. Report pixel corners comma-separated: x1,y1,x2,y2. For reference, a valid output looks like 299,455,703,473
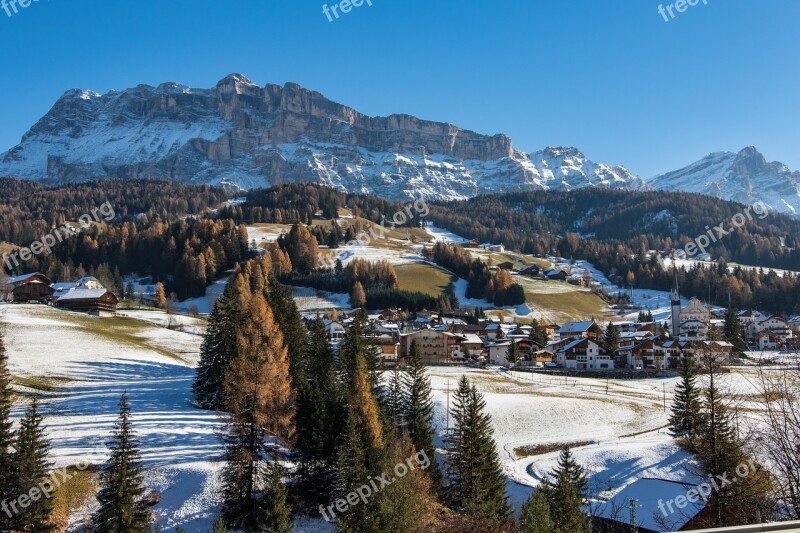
324,319,346,341
555,320,602,342
55,288,119,316
398,328,461,365
555,338,613,370
746,315,792,343
4,272,54,303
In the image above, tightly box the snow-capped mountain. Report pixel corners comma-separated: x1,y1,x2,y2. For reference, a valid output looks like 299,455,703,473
0,74,643,201
648,146,800,215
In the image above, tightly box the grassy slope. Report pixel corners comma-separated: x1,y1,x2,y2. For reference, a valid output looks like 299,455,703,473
394,263,455,297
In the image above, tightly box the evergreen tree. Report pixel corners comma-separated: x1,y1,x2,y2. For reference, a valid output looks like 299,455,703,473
385,367,404,433
257,462,293,533
506,341,521,368
547,471,589,533
339,310,382,395
446,376,509,524
0,331,15,531
295,317,343,498
12,398,54,532
519,488,554,533
94,394,152,532
551,447,588,501
528,319,549,346
603,322,621,350
266,282,308,388
723,306,747,355
403,341,441,486
221,293,295,530
193,274,249,410
669,356,703,450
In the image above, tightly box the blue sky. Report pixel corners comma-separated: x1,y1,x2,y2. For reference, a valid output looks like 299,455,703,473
0,0,797,178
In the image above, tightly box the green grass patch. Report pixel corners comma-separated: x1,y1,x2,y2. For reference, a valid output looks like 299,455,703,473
395,263,455,297
527,291,608,322
514,440,595,459
12,375,71,393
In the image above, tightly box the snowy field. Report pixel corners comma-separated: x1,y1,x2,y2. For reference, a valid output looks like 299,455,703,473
291,286,351,312
0,303,328,532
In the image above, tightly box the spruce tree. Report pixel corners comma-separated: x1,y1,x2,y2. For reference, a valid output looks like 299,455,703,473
403,341,441,486
548,471,589,533
551,447,588,501
295,317,343,498
0,331,15,531
211,517,227,533
94,394,151,532
446,376,509,524
12,398,54,532
723,306,747,355
603,322,621,350
506,341,521,368
194,274,249,410
266,282,308,387
669,356,703,450
257,462,293,533
519,488,554,533
385,366,404,433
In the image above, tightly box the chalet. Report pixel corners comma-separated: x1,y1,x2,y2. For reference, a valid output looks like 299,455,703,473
398,328,461,364
678,319,709,341
519,264,542,277
483,244,505,253
496,261,515,271
545,269,568,281
555,320,602,342
5,273,54,303
55,288,119,316
458,334,484,359
51,276,104,300
567,275,585,287
555,338,613,370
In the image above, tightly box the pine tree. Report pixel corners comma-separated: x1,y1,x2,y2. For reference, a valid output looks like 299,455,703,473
446,376,509,524
295,318,343,498
193,274,248,410
603,322,621,350
94,394,152,532
403,341,441,487
12,398,54,531
211,517,227,533
266,282,308,388
669,356,703,450
257,462,293,533
0,331,15,531
528,319,549,346
339,310,382,395
506,341,521,368
723,306,747,355
519,488,554,533
697,354,742,526
551,447,588,501
385,367,404,433
221,293,295,530
548,471,589,533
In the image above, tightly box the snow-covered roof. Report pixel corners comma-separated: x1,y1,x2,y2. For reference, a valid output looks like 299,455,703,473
55,288,110,301
5,273,45,285
557,337,589,353
461,334,483,345
557,321,595,334
594,478,702,531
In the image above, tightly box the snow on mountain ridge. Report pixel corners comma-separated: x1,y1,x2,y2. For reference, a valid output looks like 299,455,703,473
0,74,643,201
648,146,800,215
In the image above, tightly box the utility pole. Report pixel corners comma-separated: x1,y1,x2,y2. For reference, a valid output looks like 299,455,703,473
629,499,639,533
446,379,450,435
663,383,666,411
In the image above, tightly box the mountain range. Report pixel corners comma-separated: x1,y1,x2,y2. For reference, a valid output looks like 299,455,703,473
1,73,798,214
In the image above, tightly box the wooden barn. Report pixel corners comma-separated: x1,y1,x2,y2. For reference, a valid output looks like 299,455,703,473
55,288,119,316
4,273,54,303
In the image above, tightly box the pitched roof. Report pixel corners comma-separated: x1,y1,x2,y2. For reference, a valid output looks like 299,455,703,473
55,288,111,302
557,321,595,334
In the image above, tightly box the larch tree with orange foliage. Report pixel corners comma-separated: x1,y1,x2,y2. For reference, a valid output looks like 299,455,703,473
221,292,295,531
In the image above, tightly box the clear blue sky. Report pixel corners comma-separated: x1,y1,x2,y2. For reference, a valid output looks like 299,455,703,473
1,0,798,178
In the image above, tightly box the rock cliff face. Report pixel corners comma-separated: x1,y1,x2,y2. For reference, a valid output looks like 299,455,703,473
0,73,643,200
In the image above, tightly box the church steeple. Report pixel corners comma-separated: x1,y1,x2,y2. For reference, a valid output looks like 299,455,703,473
671,267,681,338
